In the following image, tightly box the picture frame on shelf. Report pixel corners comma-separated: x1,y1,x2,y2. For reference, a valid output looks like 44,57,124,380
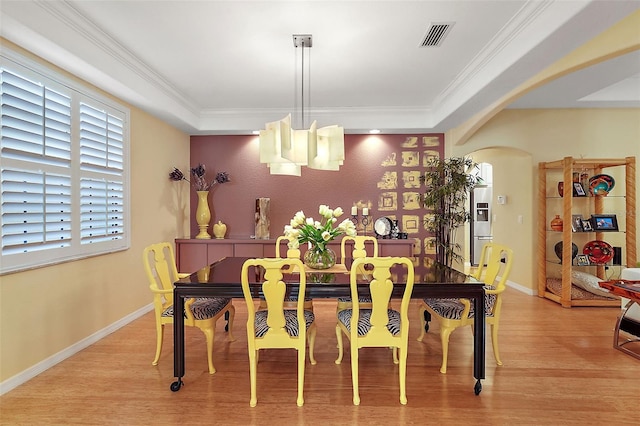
576,254,590,266
591,214,618,231
573,182,587,197
572,214,583,232
581,219,593,232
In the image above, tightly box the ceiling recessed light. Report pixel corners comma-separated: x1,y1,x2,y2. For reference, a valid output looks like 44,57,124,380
369,129,381,134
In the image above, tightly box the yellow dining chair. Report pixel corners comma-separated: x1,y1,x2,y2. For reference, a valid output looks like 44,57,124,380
335,256,415,405
259,236,313,311
275,235,301,259
417,242,513,373
241,257,317,407
340,235,379,262
336,235,379,312
142,242,235,374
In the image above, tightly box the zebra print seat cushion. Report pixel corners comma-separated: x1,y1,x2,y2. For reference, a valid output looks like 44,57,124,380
161,297,232,320
254,309,315,338
336,297,373,303
423,286,497,320
337,308,402,336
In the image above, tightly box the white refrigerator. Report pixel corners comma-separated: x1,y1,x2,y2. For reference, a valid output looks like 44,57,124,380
471,186,492,266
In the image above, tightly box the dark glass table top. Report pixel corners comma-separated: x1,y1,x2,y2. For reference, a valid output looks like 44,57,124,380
176,256,474,291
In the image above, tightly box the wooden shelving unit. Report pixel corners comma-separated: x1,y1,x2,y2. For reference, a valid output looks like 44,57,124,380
537,156,636,307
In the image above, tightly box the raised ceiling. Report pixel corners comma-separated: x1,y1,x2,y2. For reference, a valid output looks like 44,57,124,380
1,0,639,135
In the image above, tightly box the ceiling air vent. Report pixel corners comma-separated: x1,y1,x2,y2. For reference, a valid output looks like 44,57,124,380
420,22,454,47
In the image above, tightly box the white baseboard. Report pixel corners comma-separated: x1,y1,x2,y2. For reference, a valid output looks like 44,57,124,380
0,303,153,396
507,279,535,295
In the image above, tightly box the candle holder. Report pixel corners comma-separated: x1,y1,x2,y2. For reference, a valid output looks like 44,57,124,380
361,215,370,235
351,214,371,235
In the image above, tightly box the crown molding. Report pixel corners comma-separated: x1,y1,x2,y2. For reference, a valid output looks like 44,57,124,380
35,0,197,112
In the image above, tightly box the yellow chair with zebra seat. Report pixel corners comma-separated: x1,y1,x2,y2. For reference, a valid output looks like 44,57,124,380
142,242,235,374
241,257,317,407
417,242,513,373
257,236,313,311
336,235,379,312
335,256,414,405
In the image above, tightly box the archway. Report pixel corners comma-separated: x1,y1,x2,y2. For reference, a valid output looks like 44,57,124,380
465,147,534,293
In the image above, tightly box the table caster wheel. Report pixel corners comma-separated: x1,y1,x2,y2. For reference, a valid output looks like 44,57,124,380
474,380,482,395
170,379,183,392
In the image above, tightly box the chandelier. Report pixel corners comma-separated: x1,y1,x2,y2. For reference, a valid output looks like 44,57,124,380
259,34,345,176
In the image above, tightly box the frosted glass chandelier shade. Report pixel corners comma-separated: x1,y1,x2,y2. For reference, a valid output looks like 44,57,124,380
258,34,344,176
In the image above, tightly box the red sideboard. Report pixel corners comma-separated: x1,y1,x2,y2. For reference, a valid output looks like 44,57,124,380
175,237,417,273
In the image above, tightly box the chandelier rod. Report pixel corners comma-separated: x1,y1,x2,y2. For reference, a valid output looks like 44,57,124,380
301,37,305,129
293,34,312,129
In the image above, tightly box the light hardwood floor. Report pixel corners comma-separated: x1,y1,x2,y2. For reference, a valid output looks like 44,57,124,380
1,288,639,425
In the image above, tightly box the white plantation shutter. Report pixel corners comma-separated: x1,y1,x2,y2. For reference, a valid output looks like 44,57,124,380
1,169,72,254
80,178,124,244
79,103,124,173
79,103,125,245
1,52,130,274
1,70,72,166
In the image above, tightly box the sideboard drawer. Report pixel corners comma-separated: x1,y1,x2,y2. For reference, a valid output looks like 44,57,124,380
234,243,264,257
379,239,416,257
208,243,233,265
175,243,208,273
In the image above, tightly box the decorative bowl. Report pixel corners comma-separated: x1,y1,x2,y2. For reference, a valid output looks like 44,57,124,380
588,174,615,196
583,240,613,264
554,241,578,263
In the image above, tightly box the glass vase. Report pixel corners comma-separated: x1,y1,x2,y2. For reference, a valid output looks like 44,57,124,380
303,246,336,270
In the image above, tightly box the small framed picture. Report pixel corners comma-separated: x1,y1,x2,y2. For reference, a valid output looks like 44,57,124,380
572,214,583,232
573,182,586,197
581,219,593,231
591,214,618,231
576,254,590,266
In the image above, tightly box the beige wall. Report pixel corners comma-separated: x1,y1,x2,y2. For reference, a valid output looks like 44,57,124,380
451,108,640,292
0,40,190,383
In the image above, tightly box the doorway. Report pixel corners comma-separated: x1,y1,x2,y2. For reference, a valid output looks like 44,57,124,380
470,162,493,266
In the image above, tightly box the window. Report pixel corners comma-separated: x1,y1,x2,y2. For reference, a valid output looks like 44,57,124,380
1,50,130,274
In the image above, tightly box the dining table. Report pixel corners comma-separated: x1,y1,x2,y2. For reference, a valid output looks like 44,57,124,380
171,256,486,394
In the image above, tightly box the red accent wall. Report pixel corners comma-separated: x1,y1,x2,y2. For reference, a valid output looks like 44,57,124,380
189,134,444,262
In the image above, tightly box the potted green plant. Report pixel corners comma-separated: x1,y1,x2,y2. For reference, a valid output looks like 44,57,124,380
421,156,481,270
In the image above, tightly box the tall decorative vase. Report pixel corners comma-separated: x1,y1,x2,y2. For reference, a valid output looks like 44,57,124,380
303,246,337,270
195,190,211,239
